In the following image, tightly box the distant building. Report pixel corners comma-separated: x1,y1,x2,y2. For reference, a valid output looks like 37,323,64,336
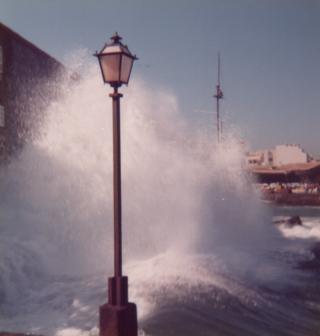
246,144,313,168
0,22,66,161
246,149,273,167
273,144,312,166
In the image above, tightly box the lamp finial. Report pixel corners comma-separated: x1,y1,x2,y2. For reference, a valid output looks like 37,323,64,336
111,32,122,44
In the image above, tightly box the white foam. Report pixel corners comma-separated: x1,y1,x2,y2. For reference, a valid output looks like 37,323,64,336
279,217,320,240
55,327,98,336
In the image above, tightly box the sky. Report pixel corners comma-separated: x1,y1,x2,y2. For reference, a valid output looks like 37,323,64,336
0,0,319,156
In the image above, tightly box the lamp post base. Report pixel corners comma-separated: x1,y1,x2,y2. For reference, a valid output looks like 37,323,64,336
100,302,138,336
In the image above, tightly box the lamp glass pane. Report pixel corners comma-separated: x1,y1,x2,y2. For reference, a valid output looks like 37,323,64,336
100,53,120,82
102,45,122,54
120,54,133,84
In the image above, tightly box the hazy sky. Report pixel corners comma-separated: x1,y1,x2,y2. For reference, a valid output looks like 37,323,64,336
0,0,319,155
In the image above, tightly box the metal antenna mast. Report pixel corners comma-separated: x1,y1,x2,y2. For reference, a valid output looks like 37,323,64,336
214,53,223,142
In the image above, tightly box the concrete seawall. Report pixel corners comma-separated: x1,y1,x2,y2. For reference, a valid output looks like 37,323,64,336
263,193,320,206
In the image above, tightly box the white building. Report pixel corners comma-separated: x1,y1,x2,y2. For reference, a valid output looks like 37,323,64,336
246,149,273,167
273,144,312,166
246,144,312,168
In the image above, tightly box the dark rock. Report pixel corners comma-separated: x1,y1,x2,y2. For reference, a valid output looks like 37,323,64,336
287,215,302,227
273,215,302,227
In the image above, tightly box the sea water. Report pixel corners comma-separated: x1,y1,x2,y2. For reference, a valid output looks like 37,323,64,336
0,53,320,336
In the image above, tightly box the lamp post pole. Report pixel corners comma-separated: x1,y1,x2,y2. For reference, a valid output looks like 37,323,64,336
111,86,123,280
95,33,138,336
108,86,128,306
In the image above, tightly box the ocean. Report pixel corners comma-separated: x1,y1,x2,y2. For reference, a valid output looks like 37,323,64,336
0,54,320,336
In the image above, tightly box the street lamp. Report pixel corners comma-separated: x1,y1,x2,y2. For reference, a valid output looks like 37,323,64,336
95,33,138,336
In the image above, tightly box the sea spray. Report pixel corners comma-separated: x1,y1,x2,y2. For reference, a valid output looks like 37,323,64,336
0,53,313,335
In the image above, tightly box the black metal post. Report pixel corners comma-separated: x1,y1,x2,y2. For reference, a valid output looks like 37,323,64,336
216,94,220,143
107,86,129,306
111,87,123,279
100,86,137,336
214,53,223,143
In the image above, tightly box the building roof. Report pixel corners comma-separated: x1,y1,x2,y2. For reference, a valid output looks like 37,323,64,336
249,161,320,175
250,167,288,175
278,161,320,172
